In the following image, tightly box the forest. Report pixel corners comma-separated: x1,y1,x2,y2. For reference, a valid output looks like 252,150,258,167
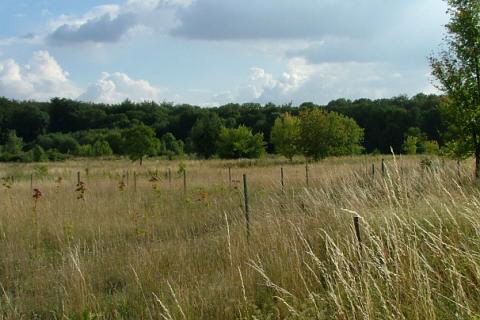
0,93,445,162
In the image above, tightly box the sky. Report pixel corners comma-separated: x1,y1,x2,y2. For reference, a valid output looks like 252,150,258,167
0,0,449,106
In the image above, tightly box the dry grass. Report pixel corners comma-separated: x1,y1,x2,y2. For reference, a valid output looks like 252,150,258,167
0,155,479,319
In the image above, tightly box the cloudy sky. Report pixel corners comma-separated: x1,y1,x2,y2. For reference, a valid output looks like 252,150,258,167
0,0,448,105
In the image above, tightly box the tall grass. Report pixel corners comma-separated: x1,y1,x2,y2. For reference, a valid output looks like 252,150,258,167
0,156,478,319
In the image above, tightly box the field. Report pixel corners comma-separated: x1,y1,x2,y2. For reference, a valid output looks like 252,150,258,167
0,156,479,319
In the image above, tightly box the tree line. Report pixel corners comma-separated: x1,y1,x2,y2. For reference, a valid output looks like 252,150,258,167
0,93,446,162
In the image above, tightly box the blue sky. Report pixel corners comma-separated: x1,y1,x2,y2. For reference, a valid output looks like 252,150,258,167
0,0,448,105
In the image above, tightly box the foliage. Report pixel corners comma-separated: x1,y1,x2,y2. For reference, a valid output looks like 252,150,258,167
403,136,418,155
3,130,23,155
429,0,480,176
217,126,265,159
270,113,300,160
160,133,184,159
190,112,223,158
37,133,80,154
121,124,160,164
0,94,447,161
423,140,440,155
299,109,364,160
32,145,47,162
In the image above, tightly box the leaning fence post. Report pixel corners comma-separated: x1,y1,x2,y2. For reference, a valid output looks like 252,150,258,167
381,159,385,176
243,174,250,239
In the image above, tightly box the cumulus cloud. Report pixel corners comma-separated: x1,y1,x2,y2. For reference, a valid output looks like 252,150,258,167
212,58,438,105
0,51,80,100
78,72,165,103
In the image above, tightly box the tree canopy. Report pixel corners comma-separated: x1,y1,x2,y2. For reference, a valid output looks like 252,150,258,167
430,0,480,176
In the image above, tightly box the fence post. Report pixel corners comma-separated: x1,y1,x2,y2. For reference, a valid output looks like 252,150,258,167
305,161,309,187
168,168,172,187
77,171,81,185
134,171,137,191
183,170,187,195
457,160,461,179
30,173,33,190
353,216,362,251
228,166,232,188
381,159,385,176
281,167,284,190
372,164,375,176
243,174,250,239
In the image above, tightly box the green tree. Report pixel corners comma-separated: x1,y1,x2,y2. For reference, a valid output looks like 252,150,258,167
217,125,265,159
423,140,440,155
160,133,184,159
190,112,222,158
92,140,113,156
270,113,300,161
4,131,23,155
299,109,364,160
122,124,160,165
32,145,47,162
430,0,480,177
403,136,418,155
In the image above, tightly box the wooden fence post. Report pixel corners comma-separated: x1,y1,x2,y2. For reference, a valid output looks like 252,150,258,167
168,168,172,187
372,164,375,176
228,166,232,188
77,171,81,185
281,167,284,190
457,160,461,179
183,170,187,195
381,159,385,176
353,216,362,251
134,171,137,191
30,173,33,190
243,174,250,239
305,162,309,187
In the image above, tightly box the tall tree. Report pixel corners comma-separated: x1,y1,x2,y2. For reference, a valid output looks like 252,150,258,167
430,0,480,177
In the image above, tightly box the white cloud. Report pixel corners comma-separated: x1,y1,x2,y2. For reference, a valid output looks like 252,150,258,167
213,58,437,105
0,51,80,100
78,72,165,103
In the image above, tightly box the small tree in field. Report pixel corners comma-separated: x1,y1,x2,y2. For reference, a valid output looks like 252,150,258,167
270,113,300,161
403,136,418,155
299,109,364,160
217,126,265,159
122,124,160,165
430,0,480,177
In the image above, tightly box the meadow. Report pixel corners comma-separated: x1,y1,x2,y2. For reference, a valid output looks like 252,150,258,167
0,155,479,319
